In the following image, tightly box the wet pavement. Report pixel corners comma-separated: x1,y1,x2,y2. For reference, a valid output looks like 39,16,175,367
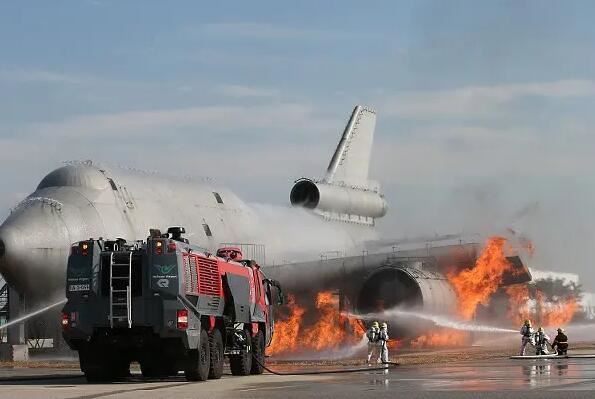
0,357,593,398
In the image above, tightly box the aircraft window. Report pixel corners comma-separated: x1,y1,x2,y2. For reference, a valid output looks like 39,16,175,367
213,192,223,204
202,223,213,237
108,178,118,191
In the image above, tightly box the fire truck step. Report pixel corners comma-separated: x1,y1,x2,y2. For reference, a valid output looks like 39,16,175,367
112,289,128,293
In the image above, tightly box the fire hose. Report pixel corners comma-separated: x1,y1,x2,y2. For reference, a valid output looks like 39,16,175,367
251,354,399,376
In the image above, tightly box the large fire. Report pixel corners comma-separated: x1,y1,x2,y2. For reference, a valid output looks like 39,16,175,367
269,236,579,357
267,295,305,355
449,236,579,327
267,291,365,356
268,291,468,356
447,236,513,320
506,284,578,327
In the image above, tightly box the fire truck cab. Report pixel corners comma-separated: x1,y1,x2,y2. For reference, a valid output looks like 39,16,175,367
61,227,283,382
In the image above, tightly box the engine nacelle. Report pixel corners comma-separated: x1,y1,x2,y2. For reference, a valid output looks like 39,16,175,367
355,266,458,338
290,179,388,219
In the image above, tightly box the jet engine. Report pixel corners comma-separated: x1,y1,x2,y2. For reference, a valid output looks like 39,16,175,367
290,178,388,220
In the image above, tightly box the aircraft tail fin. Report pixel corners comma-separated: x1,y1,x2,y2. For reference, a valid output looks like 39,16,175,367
324,105,376,187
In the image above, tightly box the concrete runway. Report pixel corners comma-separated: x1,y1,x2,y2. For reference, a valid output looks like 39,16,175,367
0,357,594,399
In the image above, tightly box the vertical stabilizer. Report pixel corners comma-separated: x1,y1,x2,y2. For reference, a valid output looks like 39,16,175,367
290,105,386,226
325,106,377,187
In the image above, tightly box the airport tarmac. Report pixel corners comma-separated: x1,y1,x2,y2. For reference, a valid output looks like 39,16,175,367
0,357,594,399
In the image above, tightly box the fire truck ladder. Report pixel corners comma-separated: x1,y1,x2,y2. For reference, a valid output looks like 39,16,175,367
109,252,132,328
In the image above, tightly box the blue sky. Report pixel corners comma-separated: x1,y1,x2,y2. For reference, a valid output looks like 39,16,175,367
2,1,595,287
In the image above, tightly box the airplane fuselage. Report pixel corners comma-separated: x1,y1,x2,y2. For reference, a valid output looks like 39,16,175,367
0,163,374,302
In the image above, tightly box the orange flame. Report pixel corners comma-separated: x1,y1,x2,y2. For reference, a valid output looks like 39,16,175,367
505,284,531,325
506,284,578,327
267,291,365,356
267,294,305,355
409,329,469,349
448,236,513,320
540,297,578,326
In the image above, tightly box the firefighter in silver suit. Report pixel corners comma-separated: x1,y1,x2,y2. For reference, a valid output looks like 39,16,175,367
366,321,380,365
519,319,534,356
535,327,551,355
378,322,389,364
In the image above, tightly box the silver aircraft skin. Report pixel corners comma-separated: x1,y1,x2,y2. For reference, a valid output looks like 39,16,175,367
0,106,387,303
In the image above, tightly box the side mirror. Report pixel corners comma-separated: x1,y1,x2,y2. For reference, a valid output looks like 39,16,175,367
264,278,284,305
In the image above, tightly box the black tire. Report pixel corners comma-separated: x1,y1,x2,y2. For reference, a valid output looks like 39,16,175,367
185,329,210,381
79,346,115,383
112,355,131,381
250,330,265,375
208,329,224,380
230,330,252,376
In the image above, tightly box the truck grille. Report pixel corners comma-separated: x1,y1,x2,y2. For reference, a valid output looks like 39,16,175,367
183,255,197,294
197,257,220,296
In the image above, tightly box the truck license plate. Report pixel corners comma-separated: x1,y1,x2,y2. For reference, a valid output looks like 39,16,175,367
69,284,90,292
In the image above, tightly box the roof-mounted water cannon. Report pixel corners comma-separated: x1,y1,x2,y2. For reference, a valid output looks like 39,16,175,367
217,247,243,261
167,227,188,243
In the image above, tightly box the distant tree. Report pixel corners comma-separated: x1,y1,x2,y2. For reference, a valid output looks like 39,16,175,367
530,278,582,301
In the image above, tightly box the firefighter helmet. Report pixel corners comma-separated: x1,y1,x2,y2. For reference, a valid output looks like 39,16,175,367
538,327,544,333
524,319,531,326
372,321,379,328
381,322,388,329
557,328,565,333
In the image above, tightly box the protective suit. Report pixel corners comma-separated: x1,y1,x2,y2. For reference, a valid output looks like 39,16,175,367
552,328,569,355
366,322,380,365
378,322,389,364
535,327,551,355
519,320,534,356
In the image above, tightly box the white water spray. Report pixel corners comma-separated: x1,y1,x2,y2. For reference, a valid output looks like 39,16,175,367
0,299,67,330
350,307,518,333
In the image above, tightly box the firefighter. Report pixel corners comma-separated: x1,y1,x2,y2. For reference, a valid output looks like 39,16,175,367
366,321,380,365
519,319,534,356
378,322,389,365
535,327,551,356
552,328,569,355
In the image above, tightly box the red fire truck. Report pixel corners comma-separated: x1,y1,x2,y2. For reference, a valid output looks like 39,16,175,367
61,227,283,382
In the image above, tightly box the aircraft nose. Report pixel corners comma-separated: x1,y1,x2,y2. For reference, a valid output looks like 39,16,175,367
0,204,73,300
0,225,31,291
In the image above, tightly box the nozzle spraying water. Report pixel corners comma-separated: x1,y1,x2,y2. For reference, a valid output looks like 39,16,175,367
0,299,67,330
350,307,518,333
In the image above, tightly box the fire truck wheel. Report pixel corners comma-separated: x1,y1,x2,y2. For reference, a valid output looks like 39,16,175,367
230,330,252,376
185,329,211,381
250,330,265,375
112,355,131,381
208,329,224,379
79,347,112,383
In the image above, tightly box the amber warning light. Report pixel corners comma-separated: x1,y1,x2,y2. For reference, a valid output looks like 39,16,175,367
155,240,163,255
